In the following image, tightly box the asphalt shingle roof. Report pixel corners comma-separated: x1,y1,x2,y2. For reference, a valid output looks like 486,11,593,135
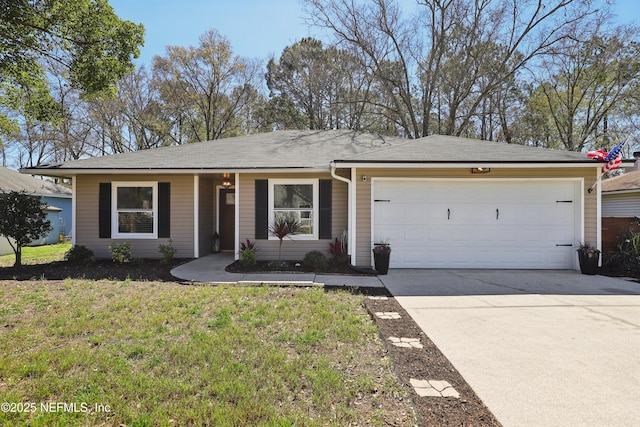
336,134,589,163
0,166,71,196
31,130,401,171
601,170,640,193
24,130,600,175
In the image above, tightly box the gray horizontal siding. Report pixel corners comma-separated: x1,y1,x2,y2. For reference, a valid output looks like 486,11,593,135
75,174,195,259
603,193,640,217
239,173,348,261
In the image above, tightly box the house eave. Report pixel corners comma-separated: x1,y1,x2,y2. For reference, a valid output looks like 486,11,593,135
23,159,628,178
20,166,331,178
31,192,72,198
602,188,640,196
332,161,619,169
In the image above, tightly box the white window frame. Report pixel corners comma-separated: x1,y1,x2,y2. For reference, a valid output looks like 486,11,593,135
268,179,318,240
112,181,158,239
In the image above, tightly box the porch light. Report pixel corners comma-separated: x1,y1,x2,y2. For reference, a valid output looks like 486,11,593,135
471,167,491,174
222,172,232,189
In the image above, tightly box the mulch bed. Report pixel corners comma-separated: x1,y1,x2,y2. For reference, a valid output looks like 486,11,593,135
225,259,376,275
363,295,502,426
0,259,183,281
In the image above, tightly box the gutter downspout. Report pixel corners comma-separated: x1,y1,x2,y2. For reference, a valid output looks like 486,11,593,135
596,167,602,266
330,162,356,267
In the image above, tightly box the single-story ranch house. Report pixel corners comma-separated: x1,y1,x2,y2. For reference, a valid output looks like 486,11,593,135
23,130,632,270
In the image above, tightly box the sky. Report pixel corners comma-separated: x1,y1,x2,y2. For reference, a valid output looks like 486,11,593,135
109,0,640,67
109,0,321,65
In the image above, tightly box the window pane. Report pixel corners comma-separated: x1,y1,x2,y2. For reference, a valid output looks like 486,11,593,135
274,210,313,235
274,184,313,209
118,212,154,234
117,187,153,209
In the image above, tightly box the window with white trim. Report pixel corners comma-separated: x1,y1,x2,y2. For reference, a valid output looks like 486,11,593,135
112,182,158,238
269,179,318,239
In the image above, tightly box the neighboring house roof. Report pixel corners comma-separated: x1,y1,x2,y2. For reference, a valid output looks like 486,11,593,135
21,130,613,176
601,170,640,194
0,166,71,196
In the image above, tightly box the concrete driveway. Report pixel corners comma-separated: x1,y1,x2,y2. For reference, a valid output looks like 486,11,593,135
379,270,640,426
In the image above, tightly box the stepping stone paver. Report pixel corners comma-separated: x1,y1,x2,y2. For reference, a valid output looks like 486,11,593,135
410,378,460,398
374,311,401,319
388,336,424,349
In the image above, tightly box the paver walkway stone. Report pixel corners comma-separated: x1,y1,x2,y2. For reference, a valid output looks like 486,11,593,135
410,379,460,398
388,336,423,349
374,311,401,319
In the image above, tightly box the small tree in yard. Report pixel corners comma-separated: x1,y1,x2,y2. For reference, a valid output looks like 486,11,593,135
268,215,301,261
0,191,52,267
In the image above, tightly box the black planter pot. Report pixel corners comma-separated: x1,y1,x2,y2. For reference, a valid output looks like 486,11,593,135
578,251,599,275
373,250,391,275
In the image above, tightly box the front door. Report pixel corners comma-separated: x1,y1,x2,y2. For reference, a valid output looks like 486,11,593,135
219,188,235,251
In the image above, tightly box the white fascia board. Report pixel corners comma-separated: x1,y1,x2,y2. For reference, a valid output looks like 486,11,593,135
602,189,640,196
26,161,633,176
31,193,72,198
333,162,633,169
20,167,331,177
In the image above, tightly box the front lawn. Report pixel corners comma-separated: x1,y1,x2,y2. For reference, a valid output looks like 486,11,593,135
0,243,72,267
0,280,416,426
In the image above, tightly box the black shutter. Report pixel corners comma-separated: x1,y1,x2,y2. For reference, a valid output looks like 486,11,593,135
99,183,111,238
158,183,170,238
318,179,332,239
255,179,268,239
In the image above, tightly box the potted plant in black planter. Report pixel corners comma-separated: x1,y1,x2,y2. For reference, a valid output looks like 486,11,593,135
373,242,391,275
577,242,600,275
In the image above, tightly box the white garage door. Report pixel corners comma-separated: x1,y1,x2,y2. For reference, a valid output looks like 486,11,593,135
373,180,578,269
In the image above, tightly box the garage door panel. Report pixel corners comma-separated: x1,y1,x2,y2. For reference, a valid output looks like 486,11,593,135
405,209,429,224
373,180,578,269
428,228,451,243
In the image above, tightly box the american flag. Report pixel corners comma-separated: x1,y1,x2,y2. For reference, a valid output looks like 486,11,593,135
603,140,626,162
602,156,622,173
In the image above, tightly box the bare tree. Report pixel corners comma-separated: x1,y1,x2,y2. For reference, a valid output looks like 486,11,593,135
87,66,174,154
532,23,640,151
152,29,263,142
266,37,380,132
304,0,598,139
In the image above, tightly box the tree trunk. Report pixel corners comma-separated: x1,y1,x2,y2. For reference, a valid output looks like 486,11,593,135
14,246,22,268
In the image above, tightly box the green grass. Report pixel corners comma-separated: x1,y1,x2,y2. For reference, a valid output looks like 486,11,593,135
0,280,413,426
0,242,71,267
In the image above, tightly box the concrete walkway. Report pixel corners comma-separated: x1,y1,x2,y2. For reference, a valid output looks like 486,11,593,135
170,253,385,288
